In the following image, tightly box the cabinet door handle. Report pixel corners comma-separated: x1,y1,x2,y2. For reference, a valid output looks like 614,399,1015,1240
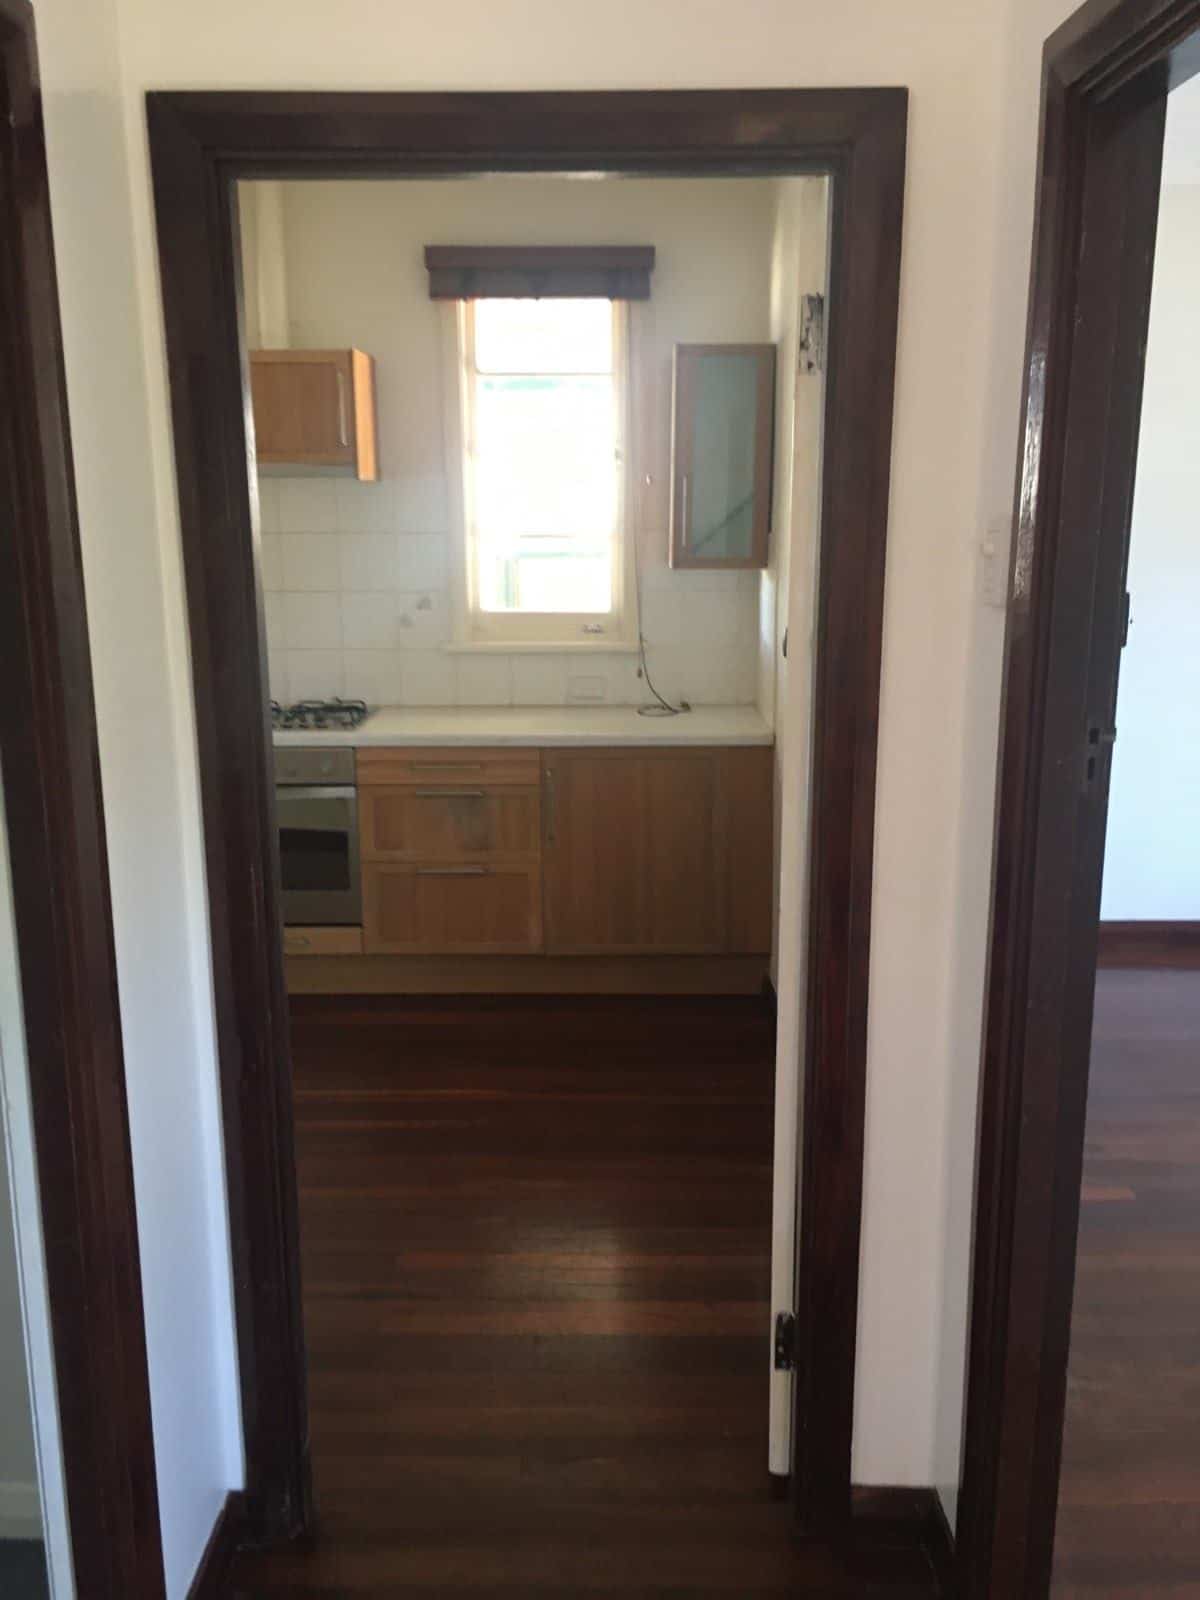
544,767,557,844
415,866,488,877
414,788,486,799
679,473,690,547
336,370,350,448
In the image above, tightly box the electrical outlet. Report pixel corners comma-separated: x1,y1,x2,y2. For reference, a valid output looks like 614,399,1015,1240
567,674,608,705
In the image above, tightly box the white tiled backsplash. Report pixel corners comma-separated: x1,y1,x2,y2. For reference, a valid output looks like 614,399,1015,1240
260,477,760,708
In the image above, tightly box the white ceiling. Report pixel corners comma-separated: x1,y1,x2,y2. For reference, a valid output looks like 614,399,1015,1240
1164,72,1200,185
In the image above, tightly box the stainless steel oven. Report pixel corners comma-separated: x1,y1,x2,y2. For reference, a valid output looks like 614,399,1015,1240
274,746,361,926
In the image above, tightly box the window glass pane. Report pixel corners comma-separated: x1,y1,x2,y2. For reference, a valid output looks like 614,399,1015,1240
468,301,620,618
478,548,611,614
474,376,616,539
474,298,613,374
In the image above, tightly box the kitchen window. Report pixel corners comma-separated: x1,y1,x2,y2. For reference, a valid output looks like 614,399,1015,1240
449,297,634,647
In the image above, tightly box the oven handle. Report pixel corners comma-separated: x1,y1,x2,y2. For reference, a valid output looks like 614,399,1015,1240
275,784,358,806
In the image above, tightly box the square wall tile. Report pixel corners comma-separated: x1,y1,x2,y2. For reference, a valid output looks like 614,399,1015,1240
263,591,286,650
266,646,288,703
339,533,397,593
639,587,686,648
336,478,396,535
260,534,284,594
396,590,450,650
257,478,280,534
455,654,512,707
278,478,338,534
401,651,456,707
512,654,569,706
396,532,448,590
343,650,402,706
341,591,398,651
282,591,341,650
395,473,450,535
598,654,644,706
679,585,755,645
287,649,343,700
281,533,340,593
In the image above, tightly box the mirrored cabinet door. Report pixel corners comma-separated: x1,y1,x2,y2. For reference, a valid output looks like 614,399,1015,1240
670,343,775,570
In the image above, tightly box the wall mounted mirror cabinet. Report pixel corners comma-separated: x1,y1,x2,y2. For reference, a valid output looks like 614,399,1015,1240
670,342,775,570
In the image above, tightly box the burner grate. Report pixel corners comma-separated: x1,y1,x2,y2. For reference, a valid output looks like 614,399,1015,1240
270,697,369,732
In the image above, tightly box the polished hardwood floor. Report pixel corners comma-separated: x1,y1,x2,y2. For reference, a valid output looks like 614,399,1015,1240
1053,967,1200,1597
229,995,935,1597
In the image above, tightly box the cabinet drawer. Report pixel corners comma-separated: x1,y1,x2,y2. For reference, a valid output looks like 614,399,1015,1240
363,862,543,954
361,784,540,861
357,747,539,788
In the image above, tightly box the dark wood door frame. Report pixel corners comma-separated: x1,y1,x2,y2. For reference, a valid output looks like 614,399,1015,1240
958,1,1200,1595
144,86,907,1547
0,2,166,1594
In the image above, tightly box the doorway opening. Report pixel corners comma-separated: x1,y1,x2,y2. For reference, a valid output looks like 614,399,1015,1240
958,3,1200,1596
1051,68,1200,1596
146,88,907,1578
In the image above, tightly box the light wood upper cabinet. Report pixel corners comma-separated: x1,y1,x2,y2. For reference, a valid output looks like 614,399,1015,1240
250,348,378,479
670,343,775,570
542,747,772,955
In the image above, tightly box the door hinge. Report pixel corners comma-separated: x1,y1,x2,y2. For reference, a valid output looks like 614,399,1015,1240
798,293,825,375
1084,722,1117,790
774,1311,797,1371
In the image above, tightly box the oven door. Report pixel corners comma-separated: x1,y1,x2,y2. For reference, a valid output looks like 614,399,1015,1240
276,784,361,926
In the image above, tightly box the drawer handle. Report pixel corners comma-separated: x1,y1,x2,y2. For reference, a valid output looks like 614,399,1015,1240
414,788,486,799
410,762,484,772
415,866,488,877
284,933,312,949
336,370,350,448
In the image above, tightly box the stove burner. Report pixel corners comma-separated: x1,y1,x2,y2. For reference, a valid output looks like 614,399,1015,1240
270,697,370,732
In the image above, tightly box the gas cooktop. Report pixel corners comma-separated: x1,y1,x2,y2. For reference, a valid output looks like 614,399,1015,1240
270,697,370,732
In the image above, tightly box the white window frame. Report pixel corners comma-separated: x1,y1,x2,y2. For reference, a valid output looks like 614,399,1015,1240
442,298,638,651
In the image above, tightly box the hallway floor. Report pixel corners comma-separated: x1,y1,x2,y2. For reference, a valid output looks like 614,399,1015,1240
1053,966,1200,1596
228,995,934,1597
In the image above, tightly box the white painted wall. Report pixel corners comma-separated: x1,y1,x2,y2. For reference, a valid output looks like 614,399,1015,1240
1100,179,1200,921
0,777,70,1594
0,1114,40,1542
111,0,1017,1493
249,176,774,711
29,0,243,1593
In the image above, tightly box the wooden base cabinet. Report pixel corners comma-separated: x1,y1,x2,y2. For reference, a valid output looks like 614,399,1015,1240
543,747,772,955
363,862,542,954
356,743,772,962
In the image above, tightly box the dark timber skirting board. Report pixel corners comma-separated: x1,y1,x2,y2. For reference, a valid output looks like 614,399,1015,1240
1096,920,1200,968
0,1,166,1593
186,1494,248,1600
145,86,906,1548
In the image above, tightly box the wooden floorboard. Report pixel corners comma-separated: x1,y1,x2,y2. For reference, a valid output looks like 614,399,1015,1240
228,996,934,1597
1053,968,1200,1597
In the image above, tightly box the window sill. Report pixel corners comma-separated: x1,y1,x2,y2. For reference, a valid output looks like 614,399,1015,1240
444,639,639,655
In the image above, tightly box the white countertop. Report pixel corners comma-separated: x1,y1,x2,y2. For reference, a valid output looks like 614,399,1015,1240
273,705,774,749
